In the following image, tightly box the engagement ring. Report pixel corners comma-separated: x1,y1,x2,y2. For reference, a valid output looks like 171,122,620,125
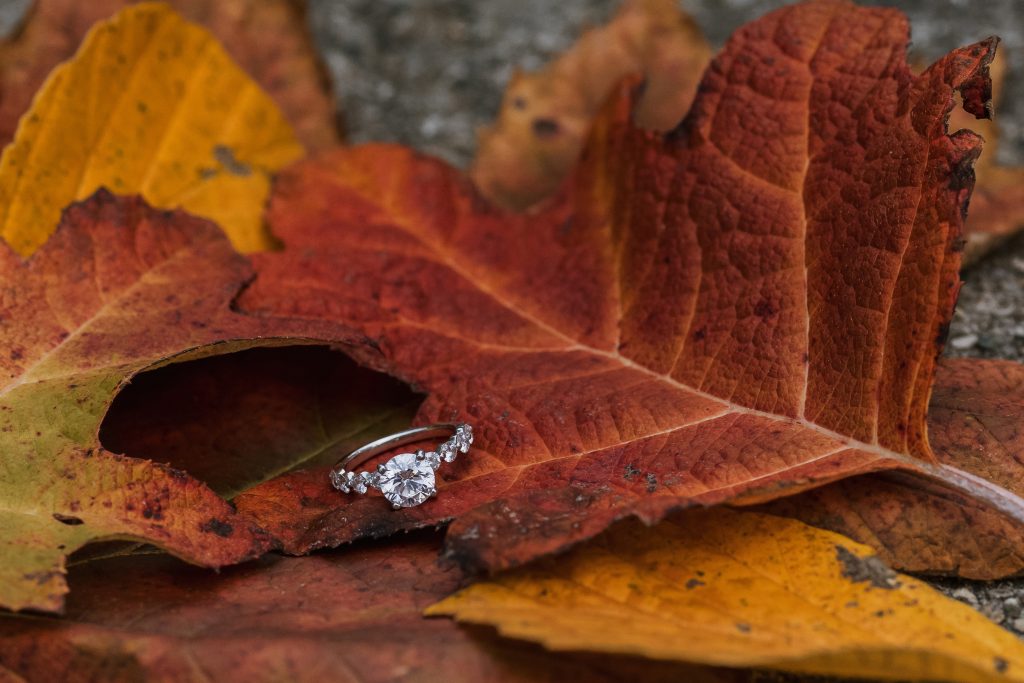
330,423,473,508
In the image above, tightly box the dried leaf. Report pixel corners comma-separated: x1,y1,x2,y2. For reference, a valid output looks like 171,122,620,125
0,0,338,151
428,508,1024,683
947,53,1024,264
764,357,1024,579
760,470,1024,580
234,2,1020,574
471,0,710,210
0,533,739,683
0,190,372,613
0,3,304,257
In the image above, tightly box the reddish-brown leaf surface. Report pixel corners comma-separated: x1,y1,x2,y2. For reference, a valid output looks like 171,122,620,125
471,0,710,210
0,190,375,613
764,357,1024,579
0,532,741,683
0,0,339,150
233,1,1024,573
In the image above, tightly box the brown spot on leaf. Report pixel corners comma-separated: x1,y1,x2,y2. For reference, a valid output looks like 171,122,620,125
201,518,234,538
836,545,900,589
22,570,59,586
532,118,560,138
213,145,252,176
753,299,776,319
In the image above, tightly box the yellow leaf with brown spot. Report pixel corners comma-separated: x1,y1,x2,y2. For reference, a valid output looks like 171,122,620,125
428,509,1024,683
0,1,303,257
470,0,711,210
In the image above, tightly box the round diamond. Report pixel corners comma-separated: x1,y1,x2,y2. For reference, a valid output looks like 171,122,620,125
329,469,349,492
378,452,436,508
424,449,442,469
437,441,456,464
455,425,473,453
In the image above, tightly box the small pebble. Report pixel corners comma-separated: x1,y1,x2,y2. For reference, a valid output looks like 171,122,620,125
949,334,978,350
1005,597,1022,619
976,334,1000,352
1014,617,1024,634
951,587,980,608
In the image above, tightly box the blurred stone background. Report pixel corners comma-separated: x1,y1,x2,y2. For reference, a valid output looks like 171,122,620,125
1,0,1023,639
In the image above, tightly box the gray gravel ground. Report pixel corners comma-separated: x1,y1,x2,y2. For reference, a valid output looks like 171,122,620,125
2,0,1023,667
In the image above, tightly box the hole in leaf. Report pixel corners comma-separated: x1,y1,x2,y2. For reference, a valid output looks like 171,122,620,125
100,346,422,498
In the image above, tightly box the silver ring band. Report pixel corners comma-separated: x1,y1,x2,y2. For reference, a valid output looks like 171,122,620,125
330,422,473,508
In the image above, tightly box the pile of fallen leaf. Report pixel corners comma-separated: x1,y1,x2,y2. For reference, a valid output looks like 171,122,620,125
3,0,1024,681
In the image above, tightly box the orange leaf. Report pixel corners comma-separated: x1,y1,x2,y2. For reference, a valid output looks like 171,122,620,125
234,2,1023,574
428,508,1024,683
471,0,710,210
0,0,338,151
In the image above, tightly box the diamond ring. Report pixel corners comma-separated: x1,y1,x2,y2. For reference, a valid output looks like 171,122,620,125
330,423,473,508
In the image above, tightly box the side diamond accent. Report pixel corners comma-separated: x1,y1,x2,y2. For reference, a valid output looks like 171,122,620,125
437,441,456,464
455,424,473,453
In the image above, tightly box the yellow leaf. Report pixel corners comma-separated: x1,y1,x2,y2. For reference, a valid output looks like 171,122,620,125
0,1,303,257
428,508,1024,683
